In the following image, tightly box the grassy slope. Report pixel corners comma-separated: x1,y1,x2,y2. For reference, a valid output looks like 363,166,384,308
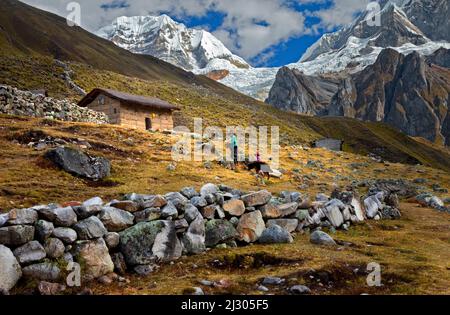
1,115,449,295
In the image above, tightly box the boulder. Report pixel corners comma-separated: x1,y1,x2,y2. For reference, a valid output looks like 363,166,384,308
104,232,120,249
35,220,54,242
380,206,401,220
119,221,181,266
140,195,167,209
323,199,345,228
109,201,139,213
134,208,161,223
82,197,103,207
191,196,208,208
241,190,272,207
237,211,265,243
258,225,293,244
182,215,206,254
6,208,38,225
72,205,102,220
0,245,22,293
73,238,114,281
200,183,218,196
205,219,237,247
164,192,188,210
184,203,201,223
290,285,311,295
98,207,134,232
180,187,198,199
266,219,298,233
44,146,111,181
0,225,35,246
73,216,107,240
22,262,61,281
44,238,65,259
38,206,77,227
364,193,384,219
310,230,336,246
13,241,46,264
350,197,365,222
223,199,246,216
52,227,77,244
161,202,178,219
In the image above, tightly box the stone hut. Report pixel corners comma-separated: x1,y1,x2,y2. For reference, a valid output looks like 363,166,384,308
78,88,180,131
312,138,343,151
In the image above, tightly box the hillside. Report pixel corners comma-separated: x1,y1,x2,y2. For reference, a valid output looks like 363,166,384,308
0,115,449,295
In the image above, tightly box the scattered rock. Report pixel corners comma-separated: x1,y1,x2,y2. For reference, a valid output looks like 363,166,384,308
262,276,285,285
134,264,157,276
258,225,293,244
45,146,111,181
37,281,66,295
310,230,336,246
290,285,311,295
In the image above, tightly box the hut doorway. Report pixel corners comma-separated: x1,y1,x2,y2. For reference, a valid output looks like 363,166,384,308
145,118,152,130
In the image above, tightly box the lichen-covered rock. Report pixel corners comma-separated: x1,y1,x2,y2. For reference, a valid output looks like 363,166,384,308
0,225,35,246
0,245,22,293
73,238,114,281
237,211,265,243
98,207,134,232
205,219,237,247
119,220,181,266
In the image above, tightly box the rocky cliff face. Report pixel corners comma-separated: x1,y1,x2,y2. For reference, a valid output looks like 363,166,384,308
329,49,450,145
265,67,341,115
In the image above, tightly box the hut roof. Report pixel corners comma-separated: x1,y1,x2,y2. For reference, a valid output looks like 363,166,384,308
78,88,180,111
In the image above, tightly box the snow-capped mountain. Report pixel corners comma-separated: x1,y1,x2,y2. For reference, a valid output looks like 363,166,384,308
96,15,249,72
96,0,449,101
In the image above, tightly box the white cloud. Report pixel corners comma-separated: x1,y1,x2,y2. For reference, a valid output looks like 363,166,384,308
18,0,373,64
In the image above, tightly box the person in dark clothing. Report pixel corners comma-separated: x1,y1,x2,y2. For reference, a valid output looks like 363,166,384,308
231,133,238,165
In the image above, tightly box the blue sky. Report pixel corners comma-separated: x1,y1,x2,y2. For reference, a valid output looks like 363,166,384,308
21,0,371,67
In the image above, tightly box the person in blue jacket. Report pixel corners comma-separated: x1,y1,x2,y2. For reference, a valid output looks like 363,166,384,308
231,133,238,165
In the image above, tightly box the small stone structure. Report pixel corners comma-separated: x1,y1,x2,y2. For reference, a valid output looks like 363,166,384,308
312,138,343,151
78,88,180,131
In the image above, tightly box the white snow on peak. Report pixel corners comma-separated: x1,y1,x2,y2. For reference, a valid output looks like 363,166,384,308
96,15,249,72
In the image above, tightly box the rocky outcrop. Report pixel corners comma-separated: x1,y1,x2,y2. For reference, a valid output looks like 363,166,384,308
0,85,107,124
45,147,111,181
331,49,450,144
266,67,340,115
